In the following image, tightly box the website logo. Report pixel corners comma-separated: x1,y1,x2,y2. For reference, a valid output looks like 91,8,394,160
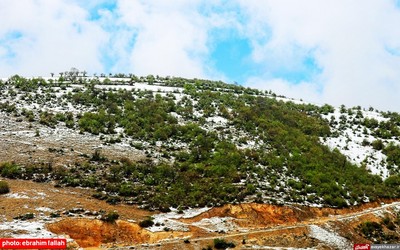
354,244,370,250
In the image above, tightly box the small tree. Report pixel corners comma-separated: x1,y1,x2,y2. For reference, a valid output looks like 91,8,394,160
100,211,119,223
0,180,10,194
0,162,22,179
371,140,384,150
139,217,154,228
214,238,236,249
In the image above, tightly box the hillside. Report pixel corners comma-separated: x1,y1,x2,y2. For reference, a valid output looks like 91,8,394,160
3,178,400,249
1,73,400,248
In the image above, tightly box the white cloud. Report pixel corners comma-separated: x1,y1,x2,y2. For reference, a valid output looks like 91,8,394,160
239,0,400,111
114,0,229,79
2,0,400,112
0,0,107,77
0,0,235,80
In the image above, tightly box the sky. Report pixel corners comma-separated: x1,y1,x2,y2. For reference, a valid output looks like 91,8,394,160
1,0,400,112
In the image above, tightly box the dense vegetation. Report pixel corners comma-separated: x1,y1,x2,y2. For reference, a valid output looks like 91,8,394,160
1,74,400,210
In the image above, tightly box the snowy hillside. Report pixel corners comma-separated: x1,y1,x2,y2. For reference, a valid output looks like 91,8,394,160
1,73,400,210
320,106,399,179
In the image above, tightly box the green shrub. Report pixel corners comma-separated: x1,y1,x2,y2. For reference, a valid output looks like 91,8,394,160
0,162,22,179
100,211,119,223
371,140,384,150
359,221,383,238
118,183,134,196
14,213,35,220
92,192,107,200
39,111,58,128
0,180,10,194
91,149,105,162
139,217,154,228
214,238,236,249
362,139,370,146
382,216,396,231
106,196,121,205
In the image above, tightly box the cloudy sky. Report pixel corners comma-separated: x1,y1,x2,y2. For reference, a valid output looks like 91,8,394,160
1,1,400,111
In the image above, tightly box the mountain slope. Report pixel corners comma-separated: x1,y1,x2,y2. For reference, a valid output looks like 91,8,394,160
1,74,400,211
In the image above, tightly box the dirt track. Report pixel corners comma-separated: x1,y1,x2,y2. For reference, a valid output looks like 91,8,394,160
2,179,400,249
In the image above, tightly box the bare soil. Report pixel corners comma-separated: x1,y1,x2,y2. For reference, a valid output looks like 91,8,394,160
0,114,144,168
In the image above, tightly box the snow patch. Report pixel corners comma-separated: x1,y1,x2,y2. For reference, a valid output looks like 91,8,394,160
309,225,351,249
35,207,54,212
192,217,237,233
147,207,210,232
320,107,396,179
4,192,30,199
95,83,182,93
0,220,57,238
206,116,228,125
4,191,47,200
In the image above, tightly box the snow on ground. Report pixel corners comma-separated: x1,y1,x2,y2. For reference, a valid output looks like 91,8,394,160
34,191,47,198
170,92,187,103
4,191,46,200
237,139,258,150
95,85,135,91
320,107,396,179
4,192,30,199
192,217,237,233
308,225,351,249
133,83,182,93
95,83,182,93
147,207,211,232
275,96,311,105
35,207,54,213
362,110,389,122
205,116,228,125
98,77,131,82
322,128,389,178
147,218,189,232
0,220,58,238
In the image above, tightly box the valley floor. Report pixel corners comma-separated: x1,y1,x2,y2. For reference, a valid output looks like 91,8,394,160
1,179,400,249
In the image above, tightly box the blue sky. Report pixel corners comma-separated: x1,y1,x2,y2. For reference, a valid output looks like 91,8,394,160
1,0,400,111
